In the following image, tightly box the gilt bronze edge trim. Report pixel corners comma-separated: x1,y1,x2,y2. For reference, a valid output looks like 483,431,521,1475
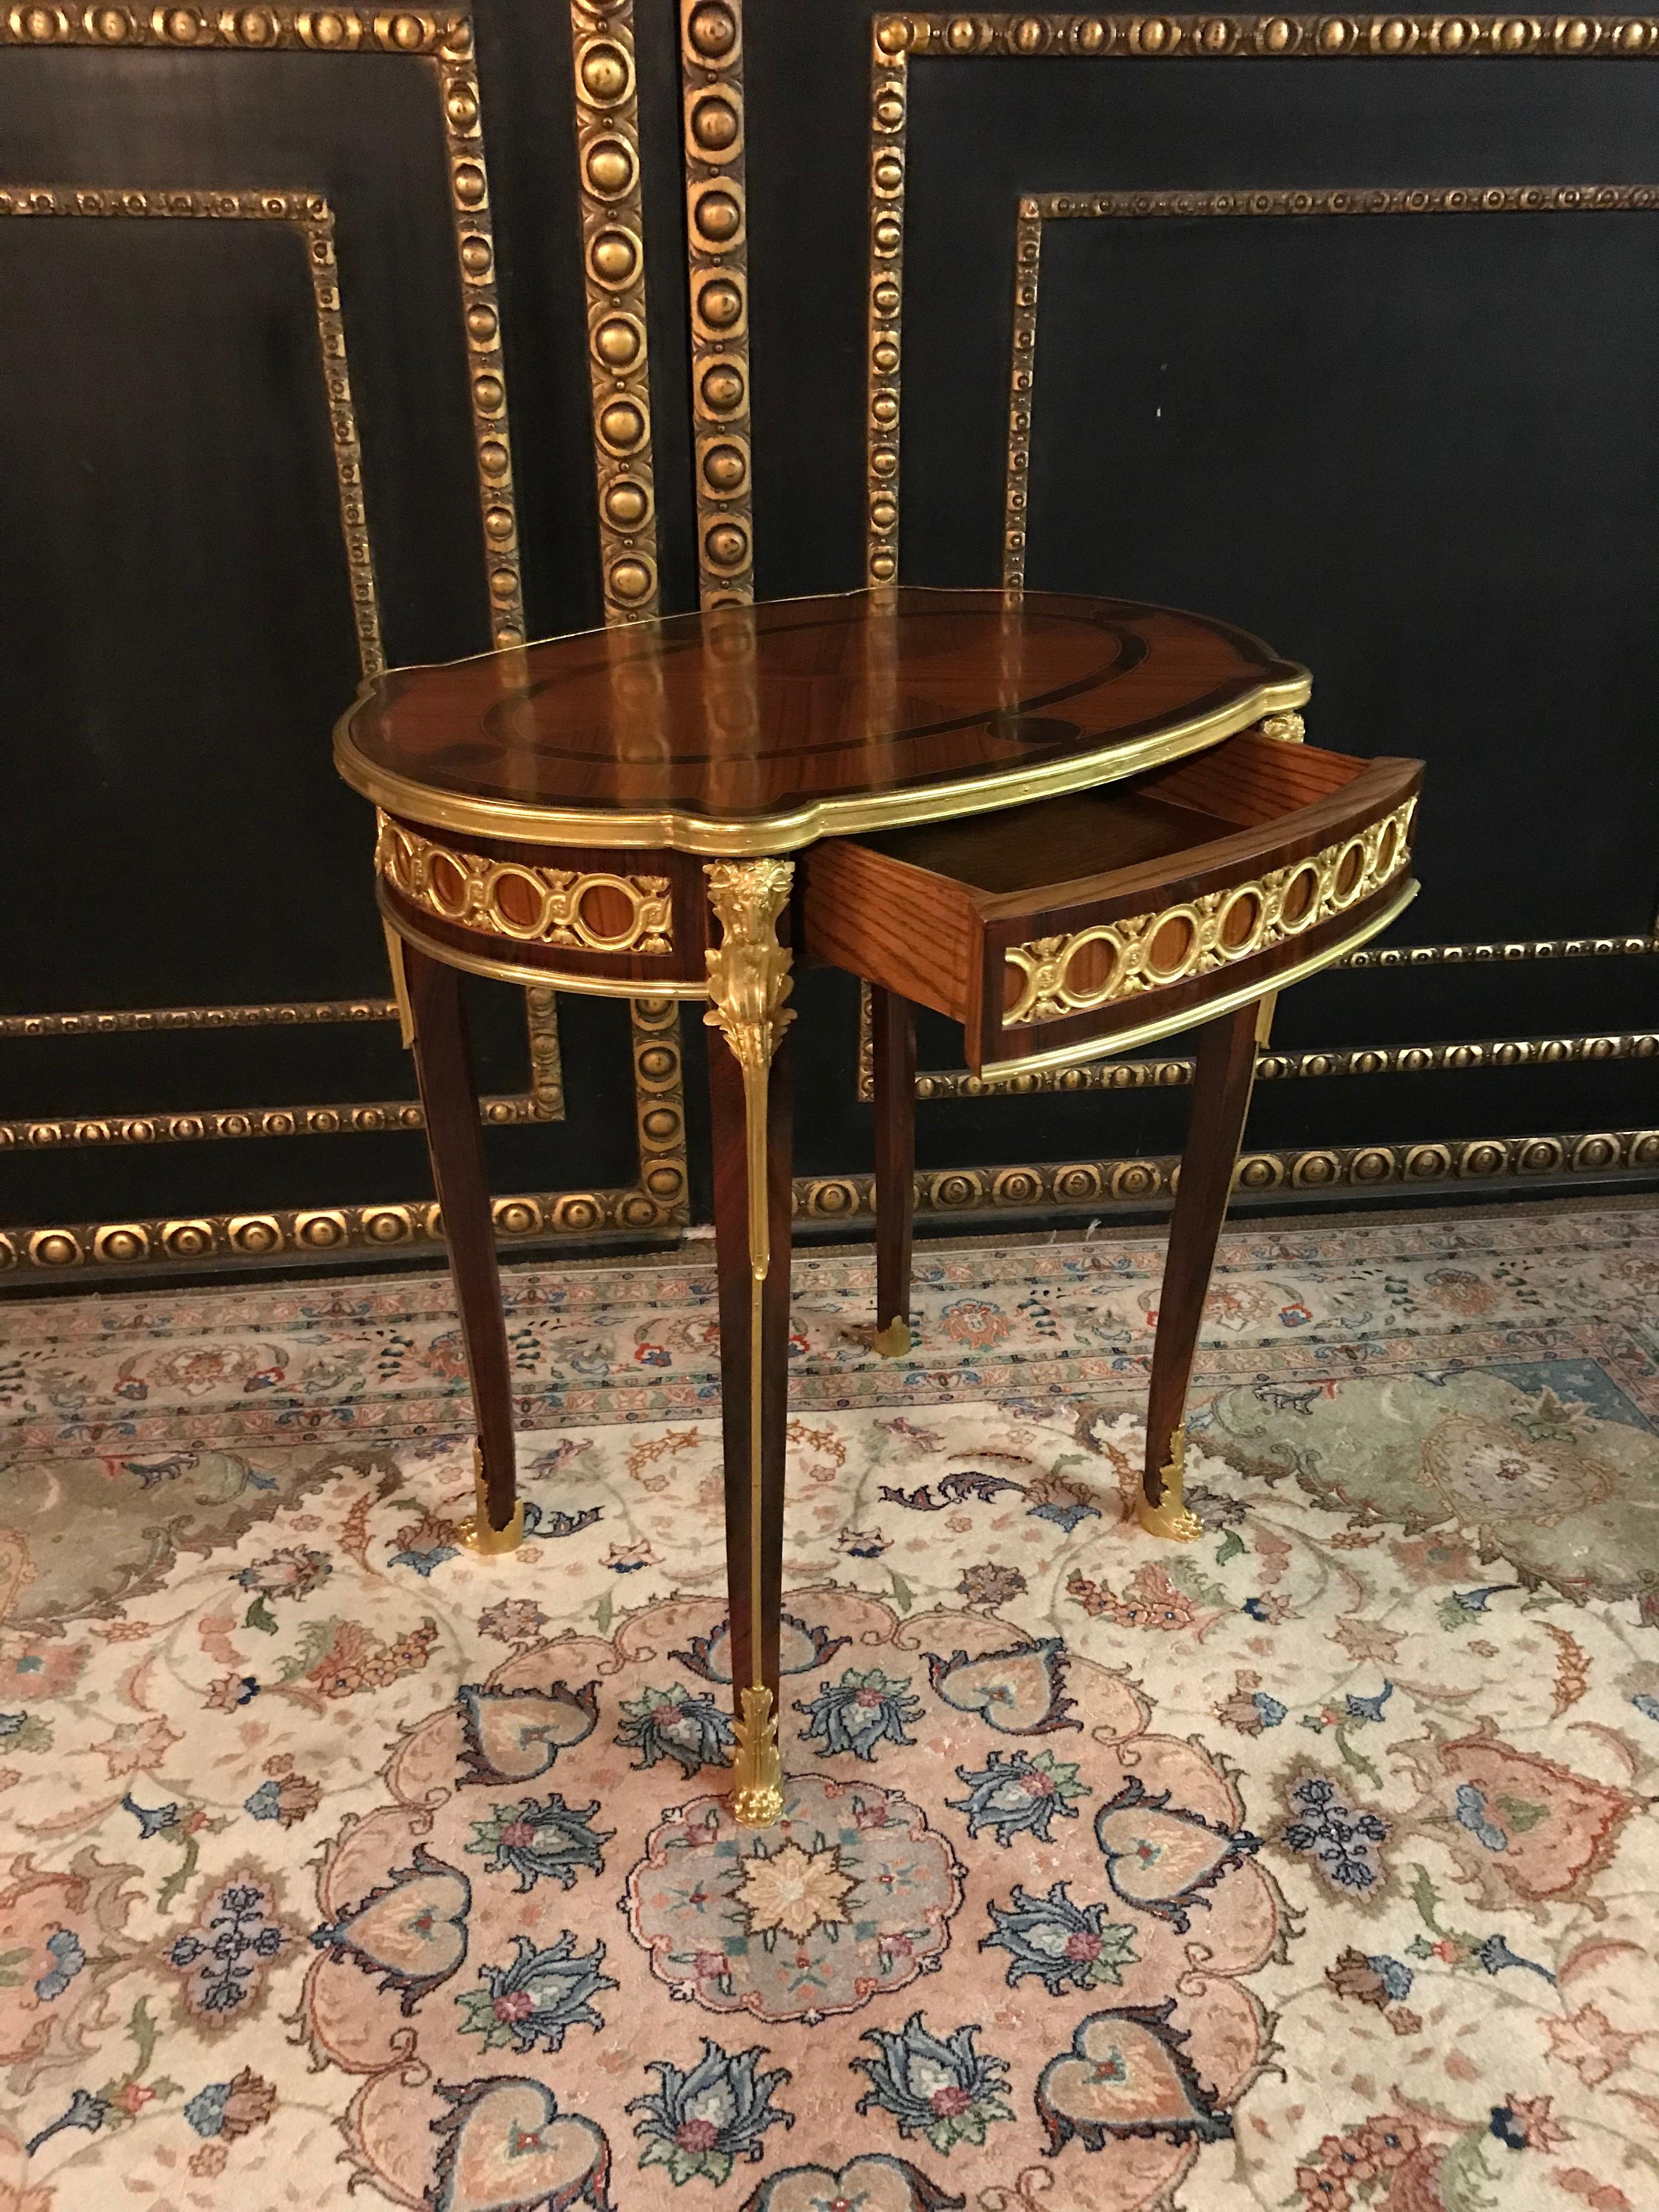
792,1122,1659,1228
0,1000,398,1039
380,900,712,998
0,7,473,51
905,1029,1659,1102
335,669,1310,857
1000,795,1415,1027
871,13,1659,59
376,812,678,957
973,876,1418,1081
1029,182,1659,219
0,1185,682,1276
15,1017,1652,1146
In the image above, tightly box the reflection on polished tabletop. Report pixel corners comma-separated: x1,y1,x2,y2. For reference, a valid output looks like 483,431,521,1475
336,586,1310,853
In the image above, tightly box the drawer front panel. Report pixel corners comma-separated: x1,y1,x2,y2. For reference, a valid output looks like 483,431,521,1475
980,870,1419,1073
980,788,1420,1066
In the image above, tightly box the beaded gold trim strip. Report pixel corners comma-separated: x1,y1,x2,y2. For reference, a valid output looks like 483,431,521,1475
788,1125,1659,1230
874,14,1655,59
377,816,674,955
573,0,660,619
866,35,907,585
1002,797,1417,1026
682,0,754,606
3,1120,1650,1276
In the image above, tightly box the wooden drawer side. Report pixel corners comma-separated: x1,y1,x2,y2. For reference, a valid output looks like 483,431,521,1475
799,836,981,1028
1140,731,1368,824
972,754,1419,928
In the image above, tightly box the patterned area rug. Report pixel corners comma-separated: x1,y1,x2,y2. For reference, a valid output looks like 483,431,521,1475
0,1202,1656,2212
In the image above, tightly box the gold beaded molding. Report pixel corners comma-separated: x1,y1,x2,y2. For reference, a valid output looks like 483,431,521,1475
9,1114,1645,1268
897,1031,1659,1103
1002,799,1416,1027
867,14,1659,585
3,999,688,1272
0,1094,550,1150
376,814,675,955
438,16,526,650
874,12,1657,58
572,0,660,620
0,8,526,651
1344,933,1659,968
793,1125,1659,1232
858,955,1659,1098
866,32,907,585
0,998,397,1039
0,187,383,672
1006,184,1658,585
681,0,753,605
524,986,566,1116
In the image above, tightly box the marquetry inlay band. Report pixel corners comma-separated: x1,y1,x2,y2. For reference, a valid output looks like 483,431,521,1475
1002,796,1417,1027
376,816,674,955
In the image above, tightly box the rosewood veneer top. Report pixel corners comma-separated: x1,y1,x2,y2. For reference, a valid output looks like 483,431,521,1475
335,586,1309,856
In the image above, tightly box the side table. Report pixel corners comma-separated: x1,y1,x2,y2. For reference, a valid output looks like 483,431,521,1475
335,586,1420,1829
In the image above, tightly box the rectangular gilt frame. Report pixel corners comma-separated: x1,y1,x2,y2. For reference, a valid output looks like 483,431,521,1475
817,14,1659,1222
0,6,690,1279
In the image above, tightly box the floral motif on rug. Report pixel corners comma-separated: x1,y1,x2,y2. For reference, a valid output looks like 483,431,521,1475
297,1585,1280,2209
0,1209,1656,2211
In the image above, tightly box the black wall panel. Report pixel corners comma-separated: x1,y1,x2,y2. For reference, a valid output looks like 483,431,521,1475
745,7,1659,1200
1,3,1656,1284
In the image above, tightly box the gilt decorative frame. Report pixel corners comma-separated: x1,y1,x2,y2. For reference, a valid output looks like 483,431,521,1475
848,13,1659,1207
0,10,691,1275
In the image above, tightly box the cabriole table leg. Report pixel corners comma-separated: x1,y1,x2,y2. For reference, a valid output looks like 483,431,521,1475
400,938,525,1554
871,985,917,1358
703,861,796,1830
1141,998,1261,1543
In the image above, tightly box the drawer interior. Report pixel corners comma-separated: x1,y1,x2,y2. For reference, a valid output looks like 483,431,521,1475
854,733,1367,900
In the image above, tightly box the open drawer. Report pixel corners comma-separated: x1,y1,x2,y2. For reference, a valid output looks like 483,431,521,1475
800,729,1423,1077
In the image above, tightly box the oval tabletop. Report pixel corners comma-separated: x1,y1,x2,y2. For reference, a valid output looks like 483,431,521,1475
336,586,1309,856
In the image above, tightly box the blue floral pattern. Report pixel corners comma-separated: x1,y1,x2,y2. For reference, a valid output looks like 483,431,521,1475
465,1793,613,1893
980,1882,1138,1993
947,1750,1090,1847
455,1931,616,2055
627,2039,793,2185
795,1667,925,1761
33,1927,84,2001
1280,1774,1390,1894
165,1877,287,2023
614,1682,736,1776
854,2013,1013,2154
